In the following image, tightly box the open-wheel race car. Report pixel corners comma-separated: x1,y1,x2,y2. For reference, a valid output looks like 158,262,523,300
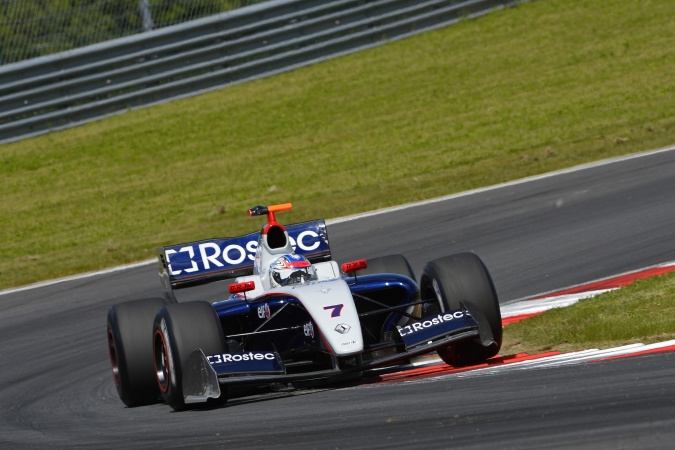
107,203,502,410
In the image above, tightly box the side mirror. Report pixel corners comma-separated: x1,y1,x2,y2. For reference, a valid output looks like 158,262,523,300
229,281,256,294
341,259,367,274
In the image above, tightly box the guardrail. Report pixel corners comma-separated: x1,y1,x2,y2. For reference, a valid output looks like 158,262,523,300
0,0,517,144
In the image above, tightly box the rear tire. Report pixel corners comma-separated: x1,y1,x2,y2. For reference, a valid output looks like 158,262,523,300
420,252,502,366
153,301,227,411
107,298,166,407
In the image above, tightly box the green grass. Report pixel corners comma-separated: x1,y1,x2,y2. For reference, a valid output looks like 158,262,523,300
2,0,675,290
502,271,675,354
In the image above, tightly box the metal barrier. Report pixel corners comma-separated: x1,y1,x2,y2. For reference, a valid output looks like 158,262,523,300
0,0,516,143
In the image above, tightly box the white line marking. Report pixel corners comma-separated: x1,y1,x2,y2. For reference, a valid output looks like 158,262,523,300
0,260,155,297
451,340,675,378
397,341,675,385
500,290,616,317
501,261,675,317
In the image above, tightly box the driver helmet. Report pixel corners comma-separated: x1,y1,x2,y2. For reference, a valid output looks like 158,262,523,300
269,253,316,287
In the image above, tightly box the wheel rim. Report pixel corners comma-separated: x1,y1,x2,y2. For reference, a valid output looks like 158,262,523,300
153,329,170,393
107,328,120,388
432,278,445,312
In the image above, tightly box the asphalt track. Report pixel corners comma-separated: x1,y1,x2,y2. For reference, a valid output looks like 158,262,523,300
1,147,674,449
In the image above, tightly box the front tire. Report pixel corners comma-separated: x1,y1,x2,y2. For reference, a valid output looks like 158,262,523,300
153,301,227,411
107,297,166,407
420,252,502,366
356,254,415,280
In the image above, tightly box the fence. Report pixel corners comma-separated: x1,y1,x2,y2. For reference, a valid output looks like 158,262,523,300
0,0,270,65
0,0,518,144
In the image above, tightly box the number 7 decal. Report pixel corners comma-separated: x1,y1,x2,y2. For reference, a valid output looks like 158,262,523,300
323,304,344,318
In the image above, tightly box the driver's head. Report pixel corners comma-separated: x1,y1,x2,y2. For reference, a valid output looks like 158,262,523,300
269,254,316,287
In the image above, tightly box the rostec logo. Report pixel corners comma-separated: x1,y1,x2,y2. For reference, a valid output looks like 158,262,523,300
334,323,351,334
165,230,323,275
398,312,466,337
257,304,270,319
207,352,276,364
303,321,314,338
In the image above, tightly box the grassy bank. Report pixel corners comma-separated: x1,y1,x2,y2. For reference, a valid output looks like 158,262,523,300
502,271,675,354
2,0,674,289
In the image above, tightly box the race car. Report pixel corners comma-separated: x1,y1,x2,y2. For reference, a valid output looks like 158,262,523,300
107,203,502,410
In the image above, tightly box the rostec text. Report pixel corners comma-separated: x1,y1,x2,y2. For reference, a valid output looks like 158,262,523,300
166,231,322,275
207,352,276,364
398,312,466,337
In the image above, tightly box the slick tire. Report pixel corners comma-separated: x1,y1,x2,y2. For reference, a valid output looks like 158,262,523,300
356,254,415,280
153,301,227,411
107,297,166,407
420,252,502,366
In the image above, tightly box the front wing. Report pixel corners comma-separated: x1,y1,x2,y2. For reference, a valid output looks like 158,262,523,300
181,308,491,404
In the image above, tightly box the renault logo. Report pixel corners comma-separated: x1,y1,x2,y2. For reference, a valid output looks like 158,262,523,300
334,323,351,334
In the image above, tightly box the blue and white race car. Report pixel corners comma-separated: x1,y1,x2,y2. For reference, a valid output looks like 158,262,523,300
107,203,502,410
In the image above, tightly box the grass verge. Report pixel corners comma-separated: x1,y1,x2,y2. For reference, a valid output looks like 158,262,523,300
502,271,675,354
2,0,675,289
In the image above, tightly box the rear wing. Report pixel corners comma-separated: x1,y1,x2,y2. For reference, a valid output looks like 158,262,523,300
158,219,330,291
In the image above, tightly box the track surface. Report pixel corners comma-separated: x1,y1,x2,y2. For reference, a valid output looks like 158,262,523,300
1,148,674,448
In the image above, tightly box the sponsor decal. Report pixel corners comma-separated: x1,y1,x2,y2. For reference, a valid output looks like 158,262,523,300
323,304,344,318
207,352,276,364
320,288,331,294
166,241,257,273
206,351,284,375
303,321,314,338
334,323,351,334
165,226,325,276
257,303,271,319
398,311,467,337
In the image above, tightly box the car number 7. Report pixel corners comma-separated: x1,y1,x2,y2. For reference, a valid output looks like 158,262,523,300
323,304,344,318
